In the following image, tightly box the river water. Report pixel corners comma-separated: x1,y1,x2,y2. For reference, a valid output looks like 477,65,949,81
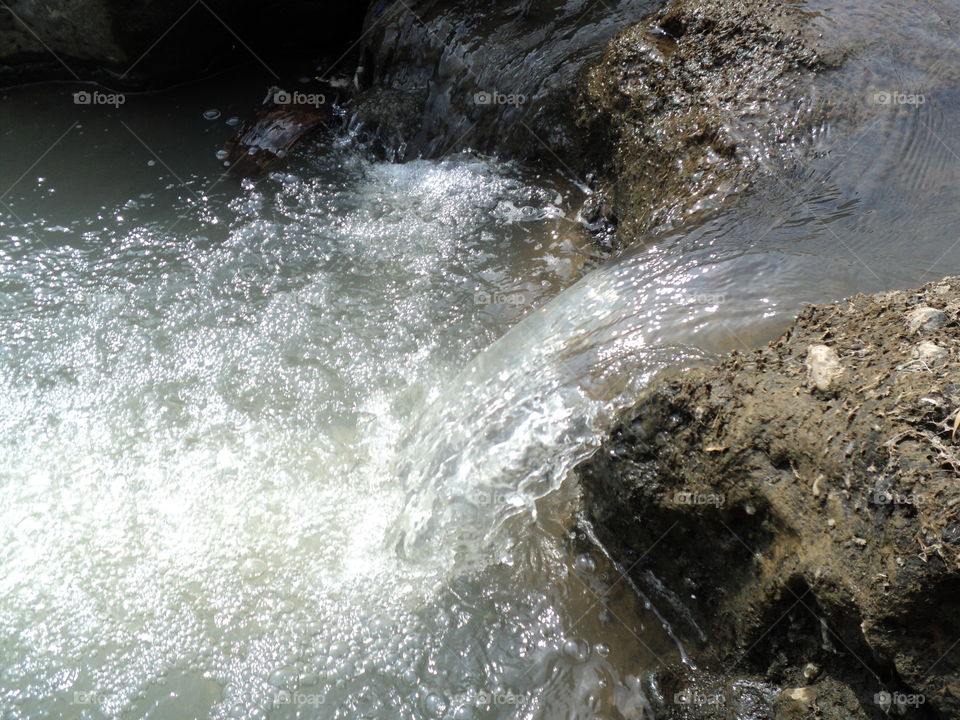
2,2,960,717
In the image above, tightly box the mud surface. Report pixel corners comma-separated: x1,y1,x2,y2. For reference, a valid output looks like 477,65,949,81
578,278,960,718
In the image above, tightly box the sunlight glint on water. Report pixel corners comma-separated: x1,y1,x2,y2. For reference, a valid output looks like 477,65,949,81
0,137,674,719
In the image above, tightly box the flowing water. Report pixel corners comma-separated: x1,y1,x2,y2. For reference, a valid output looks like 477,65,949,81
3,1,960,718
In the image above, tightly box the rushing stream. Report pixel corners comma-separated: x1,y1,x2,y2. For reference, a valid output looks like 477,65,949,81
3,1,960,717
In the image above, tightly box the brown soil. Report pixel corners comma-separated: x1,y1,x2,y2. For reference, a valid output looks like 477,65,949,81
577,277,960,719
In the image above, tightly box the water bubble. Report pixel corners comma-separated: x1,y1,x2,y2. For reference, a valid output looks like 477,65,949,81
239,558,266,579
574,554,596,574
452,705,476,720
226,116,241,126
423,693,447,717
329,641,349,658
215,149,229,161
147,159,156,166
203,109,221,120
562,638,591,663
269,666,297,689
594,643,610,657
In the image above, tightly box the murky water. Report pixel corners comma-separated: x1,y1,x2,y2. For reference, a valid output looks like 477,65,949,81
3,1,960,718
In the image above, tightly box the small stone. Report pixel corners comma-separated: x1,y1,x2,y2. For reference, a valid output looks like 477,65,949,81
784,686,816,706
914,341,948,364
906,306,948,333
803,663,821,681
806,345,843,392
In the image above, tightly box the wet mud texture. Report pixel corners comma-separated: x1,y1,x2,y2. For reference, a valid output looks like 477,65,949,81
578,278,960,719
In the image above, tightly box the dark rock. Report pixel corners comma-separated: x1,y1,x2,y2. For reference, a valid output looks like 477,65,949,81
354,0,659,162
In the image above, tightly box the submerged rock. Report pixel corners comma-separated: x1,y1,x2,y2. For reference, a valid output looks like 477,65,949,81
578,277,960,718
221,85,339,178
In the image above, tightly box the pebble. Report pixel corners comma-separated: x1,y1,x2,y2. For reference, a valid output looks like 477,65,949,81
913,340,948,364
803,662,821,681
906,306,948,333
806,345,843,392
784,686,816,706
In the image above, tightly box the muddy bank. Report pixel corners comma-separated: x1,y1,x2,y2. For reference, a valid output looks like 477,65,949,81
577,278,960,718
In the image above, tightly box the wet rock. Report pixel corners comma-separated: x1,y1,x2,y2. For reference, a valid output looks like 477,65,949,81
354,0,657,163
806,345,843,392
782,686,816,706
578,276,960,719
222,87,337,178
347,87,427,161
907,306,949,333
353,0,833,249
576,0,837,243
